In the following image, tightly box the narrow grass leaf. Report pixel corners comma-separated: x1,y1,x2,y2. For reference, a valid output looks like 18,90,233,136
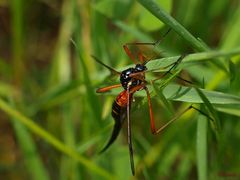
151,82,174,114
196,114,208,180
215,105,240,117
220,5,240,50
163,84,240,105
156,69,182,90
229,60,236,83
11,0,25,83
194,87,221,141
137,0,229,71
0,98,115,179
12,120,50,180
137,0,208,51
147,47,240,71
73,6,102,125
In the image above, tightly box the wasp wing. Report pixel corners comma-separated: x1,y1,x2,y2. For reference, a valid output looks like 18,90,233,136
124,42,161,64
123,29,171,64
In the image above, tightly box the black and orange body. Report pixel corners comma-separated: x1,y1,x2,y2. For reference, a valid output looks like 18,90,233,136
100,90,133,153
112,90,132,120
93,28,196,176
94,39,163,175
94,30,212,176
96,58,148,176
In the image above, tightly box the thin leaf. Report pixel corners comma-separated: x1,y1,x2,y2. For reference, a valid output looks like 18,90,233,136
0,98,115,180
12,120,50,180
137,0,208,51
151,81,174,114
195,87,221,141
196,114,208,180
147,47,240,72
137,0,228,72
215,104,240,117
163,84,240,105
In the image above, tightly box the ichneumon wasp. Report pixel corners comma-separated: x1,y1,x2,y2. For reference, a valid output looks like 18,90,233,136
94,29,213,175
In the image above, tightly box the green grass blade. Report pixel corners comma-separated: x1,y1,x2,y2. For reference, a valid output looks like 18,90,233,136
151,82,174,114
60,105,79,180
215,105,240,117
11,0,25,83
196,114,208,180
220,6,240,50
147,47,240,71
73,2,102,125
205,5,240,90
0,98,115,180
155,69,182,89
12,120,50,180
195,87,221,141
137,0,208,51
136,0,229,72
163,84,240,105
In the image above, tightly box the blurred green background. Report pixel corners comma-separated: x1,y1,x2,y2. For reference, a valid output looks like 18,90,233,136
1,0,240,179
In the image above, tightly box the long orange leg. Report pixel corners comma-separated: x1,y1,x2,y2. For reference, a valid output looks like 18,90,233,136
96,84,122,93
144,87,213,134
126,86,135,175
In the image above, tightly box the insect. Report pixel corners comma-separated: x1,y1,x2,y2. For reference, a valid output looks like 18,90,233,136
94,30,211,175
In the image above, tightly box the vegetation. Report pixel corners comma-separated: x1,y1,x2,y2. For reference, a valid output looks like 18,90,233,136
0,0,240,179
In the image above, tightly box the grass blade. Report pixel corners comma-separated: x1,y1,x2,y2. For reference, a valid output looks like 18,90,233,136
163,84,240,105
195,87,221,141
12,120,50,180
196,114,208,180
137,0,208,51
151,82,174,114
147,47,240,71
0,98,115,179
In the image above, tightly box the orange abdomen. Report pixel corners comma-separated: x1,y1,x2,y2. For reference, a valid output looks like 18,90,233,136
115,90,132,107
100,90,132,152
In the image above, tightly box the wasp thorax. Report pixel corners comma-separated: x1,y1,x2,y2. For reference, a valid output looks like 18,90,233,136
135,64,147,72
120,64,147,90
